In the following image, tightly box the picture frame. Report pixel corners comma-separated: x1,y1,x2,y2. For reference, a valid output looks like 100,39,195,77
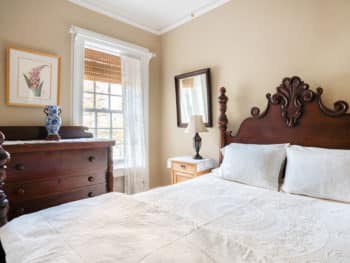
7,47,60,107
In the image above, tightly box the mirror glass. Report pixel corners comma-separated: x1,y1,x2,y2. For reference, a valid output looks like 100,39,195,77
175,68,212,127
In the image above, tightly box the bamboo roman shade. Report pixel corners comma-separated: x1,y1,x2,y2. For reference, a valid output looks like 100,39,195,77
181,77,194,89
84,48,121,84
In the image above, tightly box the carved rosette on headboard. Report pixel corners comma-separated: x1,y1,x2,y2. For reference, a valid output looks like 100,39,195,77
218,76,350,161
251,77,314,127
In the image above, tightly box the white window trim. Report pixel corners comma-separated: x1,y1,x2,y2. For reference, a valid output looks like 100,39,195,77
70,26,154,176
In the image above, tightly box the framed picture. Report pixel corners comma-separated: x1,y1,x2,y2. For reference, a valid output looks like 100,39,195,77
7,47,60,107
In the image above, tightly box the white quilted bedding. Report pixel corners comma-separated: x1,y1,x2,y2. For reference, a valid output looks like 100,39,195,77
1,174,350,262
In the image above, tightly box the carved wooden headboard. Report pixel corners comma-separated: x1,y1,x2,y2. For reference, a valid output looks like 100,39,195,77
218,76,350,162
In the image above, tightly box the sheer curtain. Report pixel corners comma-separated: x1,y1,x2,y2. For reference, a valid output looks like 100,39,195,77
121,55,148,194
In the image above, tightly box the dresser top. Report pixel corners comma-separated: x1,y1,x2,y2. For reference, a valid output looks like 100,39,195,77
4,138,111,145
3,138,115,152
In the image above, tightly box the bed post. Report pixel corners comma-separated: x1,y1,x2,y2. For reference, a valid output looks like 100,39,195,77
218,87,228,163
0,132,10,227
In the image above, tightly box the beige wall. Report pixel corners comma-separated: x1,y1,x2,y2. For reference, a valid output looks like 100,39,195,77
0,0,162,187
2,0,350,188
159,0,350,185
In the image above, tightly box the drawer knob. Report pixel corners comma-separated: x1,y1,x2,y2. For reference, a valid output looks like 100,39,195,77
88,191,94,197
88,156,95,162
16,208,25,215
15,163,25,171
180,164,186,169
16,188,25,195
88,176,95,182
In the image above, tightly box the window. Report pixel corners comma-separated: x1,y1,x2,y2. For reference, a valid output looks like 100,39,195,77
82,80,124,165
82,47,124,166
71,26,153,191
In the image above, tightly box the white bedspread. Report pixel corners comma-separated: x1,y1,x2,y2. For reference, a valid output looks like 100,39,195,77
1,174,350,262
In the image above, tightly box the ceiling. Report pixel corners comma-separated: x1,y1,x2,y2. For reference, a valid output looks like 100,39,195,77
68,0,231,35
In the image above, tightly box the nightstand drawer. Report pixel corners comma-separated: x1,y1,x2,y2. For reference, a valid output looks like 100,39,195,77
169,156,217,185
172,161,196,173
173,171,194,183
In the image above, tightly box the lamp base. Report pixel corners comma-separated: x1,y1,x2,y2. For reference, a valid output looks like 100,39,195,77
193,154,203,160
192,132,203,160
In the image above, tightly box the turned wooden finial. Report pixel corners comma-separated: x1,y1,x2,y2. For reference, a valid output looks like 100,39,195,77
218,87,228,162
218,87,228,130
0,131,10,227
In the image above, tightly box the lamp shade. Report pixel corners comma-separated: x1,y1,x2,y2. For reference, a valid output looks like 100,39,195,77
185,115,208,133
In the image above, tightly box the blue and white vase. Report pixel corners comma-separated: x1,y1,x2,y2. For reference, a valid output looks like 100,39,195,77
44,105,62,140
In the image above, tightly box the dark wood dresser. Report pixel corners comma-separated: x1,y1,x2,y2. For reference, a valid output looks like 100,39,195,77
0,126,115,220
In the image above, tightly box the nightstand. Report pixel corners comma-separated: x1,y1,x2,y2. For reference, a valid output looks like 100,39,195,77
167,156,218,184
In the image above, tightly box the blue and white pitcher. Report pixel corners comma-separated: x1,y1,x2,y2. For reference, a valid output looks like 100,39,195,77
44,105,62,140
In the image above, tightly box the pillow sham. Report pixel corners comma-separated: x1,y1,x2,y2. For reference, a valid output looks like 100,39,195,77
220,143,289,190
282,145,350,203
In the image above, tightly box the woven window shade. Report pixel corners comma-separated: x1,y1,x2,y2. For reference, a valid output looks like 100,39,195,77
181,77,194,89
84,48,121,84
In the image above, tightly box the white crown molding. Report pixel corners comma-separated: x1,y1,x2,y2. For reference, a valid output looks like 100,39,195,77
67,0,231,35
159,0,231,34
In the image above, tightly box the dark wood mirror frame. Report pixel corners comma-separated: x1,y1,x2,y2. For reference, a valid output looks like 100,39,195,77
175,68,213,127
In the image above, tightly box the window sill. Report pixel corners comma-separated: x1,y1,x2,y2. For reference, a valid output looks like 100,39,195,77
113,167,126,178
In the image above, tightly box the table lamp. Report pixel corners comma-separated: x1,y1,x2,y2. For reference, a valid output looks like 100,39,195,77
185,115,208,159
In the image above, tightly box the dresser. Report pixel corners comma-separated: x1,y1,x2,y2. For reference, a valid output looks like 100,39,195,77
168,156,217,184
0,126,115,220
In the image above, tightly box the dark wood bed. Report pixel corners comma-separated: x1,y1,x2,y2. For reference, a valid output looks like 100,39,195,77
0,76,350,262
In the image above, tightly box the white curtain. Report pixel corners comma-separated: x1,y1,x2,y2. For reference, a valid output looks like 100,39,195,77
121,55,148,194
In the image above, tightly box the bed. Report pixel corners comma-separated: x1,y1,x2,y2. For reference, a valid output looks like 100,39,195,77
1,76,350,262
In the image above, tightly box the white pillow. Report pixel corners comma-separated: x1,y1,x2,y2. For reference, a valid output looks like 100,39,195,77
282,145,350,203
220,143,289,190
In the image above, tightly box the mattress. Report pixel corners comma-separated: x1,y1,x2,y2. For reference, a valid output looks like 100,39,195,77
1,174,350,262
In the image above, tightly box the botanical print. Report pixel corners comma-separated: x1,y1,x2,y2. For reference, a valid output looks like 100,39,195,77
7,47,60,107
23,65,48,97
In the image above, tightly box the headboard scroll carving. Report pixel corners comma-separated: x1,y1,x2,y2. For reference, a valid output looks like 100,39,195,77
218,76,350,162
316,88,349,116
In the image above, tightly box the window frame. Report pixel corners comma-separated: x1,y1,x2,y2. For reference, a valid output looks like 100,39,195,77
70,26,153,174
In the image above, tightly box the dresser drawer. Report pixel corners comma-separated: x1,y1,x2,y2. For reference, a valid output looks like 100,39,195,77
6,148,107,182
5,172,106,202
171,161,196,174
8,183,107,219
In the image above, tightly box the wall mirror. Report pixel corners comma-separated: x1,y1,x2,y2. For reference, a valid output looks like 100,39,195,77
175,68,212,127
